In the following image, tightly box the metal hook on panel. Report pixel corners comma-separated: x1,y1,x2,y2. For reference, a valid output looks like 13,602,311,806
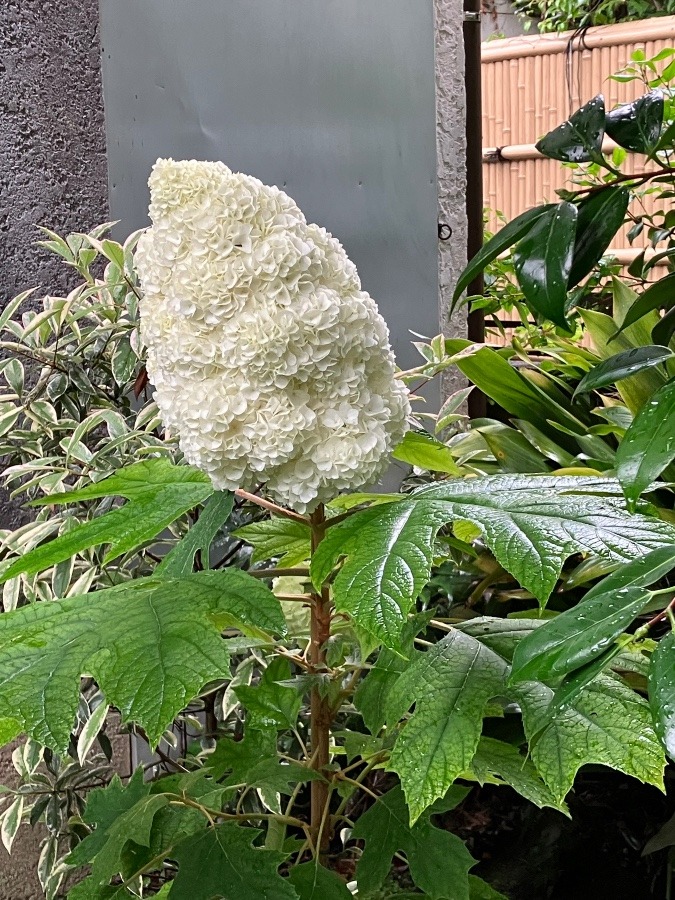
438,223,452,241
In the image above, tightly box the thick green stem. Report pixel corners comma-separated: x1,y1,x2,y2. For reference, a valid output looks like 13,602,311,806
309,504,332,855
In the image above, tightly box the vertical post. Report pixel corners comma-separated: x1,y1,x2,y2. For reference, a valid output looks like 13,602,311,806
309,505,332,854
463,0,487,418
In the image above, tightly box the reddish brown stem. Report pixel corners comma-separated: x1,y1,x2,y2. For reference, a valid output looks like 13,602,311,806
309,504,332,856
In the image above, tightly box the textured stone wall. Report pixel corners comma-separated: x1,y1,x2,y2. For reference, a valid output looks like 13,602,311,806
0,3,108,896
436,0,469,395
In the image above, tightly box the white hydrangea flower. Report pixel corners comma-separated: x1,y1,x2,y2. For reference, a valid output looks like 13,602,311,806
135,158,410,513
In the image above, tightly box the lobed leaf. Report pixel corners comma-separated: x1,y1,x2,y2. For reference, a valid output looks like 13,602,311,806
0,570,285,751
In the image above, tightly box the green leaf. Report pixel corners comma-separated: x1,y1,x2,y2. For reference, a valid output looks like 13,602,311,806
580,305,668,415
312,499,452,647
386,631,509,822
0,460,213,583
653,306,675,348
568,188,630,288
536,95,606,163
511,546,675,684
469,737,567,814
0,570,284,751
518,674,665,801
452,205,556,305
234,517,311,568
479,423,551,473
392,430,461,475
314,476,675,645
605,91,664,153
158,492,233,578
355,646,410,734
615,273,675,336
446,341,586,443
168,824,298,900
209,728,319,795
351,785,475,899
512,202,577,329
573,346,673,397
617,380,675,507
468,876,509,900
287,862,351,899
234,657,302,730
67,769,150,868
649,631,675,759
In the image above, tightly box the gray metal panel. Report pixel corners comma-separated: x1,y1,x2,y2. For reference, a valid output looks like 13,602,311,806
99,0,439,385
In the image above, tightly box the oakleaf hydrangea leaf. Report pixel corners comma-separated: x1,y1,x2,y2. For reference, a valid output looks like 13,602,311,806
312,476,675,646
288,862,352,899
168,824,298,900
233,517,311,568
351,785,474,899
517,675,665,801
386,631,509,823
0,570,285,751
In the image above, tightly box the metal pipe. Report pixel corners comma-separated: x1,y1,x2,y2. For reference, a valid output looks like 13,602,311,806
464,0,487,418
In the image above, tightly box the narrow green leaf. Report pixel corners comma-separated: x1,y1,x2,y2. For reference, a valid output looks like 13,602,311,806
605,91,664,153
452,205,556,305
615,273,675,336
392,430,461,475
649,631,675,759
0,460,214,583
168,824,297,900
0,570,285,751
513,202,578,329
617,380,675,506
568,188,629,288
386,631,509,822
157,492,233,578
574,346,673,397
512,546,675,683
536,95,606,162
77,703,110,766
1,796,23,853
351,785,475,898
479,423,551,473
580,306,668,415
652,306,675,348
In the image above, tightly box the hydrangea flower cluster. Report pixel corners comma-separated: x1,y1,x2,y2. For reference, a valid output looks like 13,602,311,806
135,158,410,512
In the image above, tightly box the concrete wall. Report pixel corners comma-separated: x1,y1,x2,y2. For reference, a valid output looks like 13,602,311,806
0,1,468,895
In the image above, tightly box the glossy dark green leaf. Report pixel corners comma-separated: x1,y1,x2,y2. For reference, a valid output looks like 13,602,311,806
649,631,675,759
513,202,578,329
605,91,664,154
233,517,311,568
536,95,606,163
511,546,675,684
617,379,675,507
652,306,675,348
452,205,556,306
574,346,674,397
615,273,675,336
568,188,629,288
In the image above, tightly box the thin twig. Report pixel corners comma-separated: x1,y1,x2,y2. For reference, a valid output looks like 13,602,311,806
235,489,310,525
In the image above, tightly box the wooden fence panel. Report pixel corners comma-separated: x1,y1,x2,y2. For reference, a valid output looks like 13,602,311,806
481,17,675,344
